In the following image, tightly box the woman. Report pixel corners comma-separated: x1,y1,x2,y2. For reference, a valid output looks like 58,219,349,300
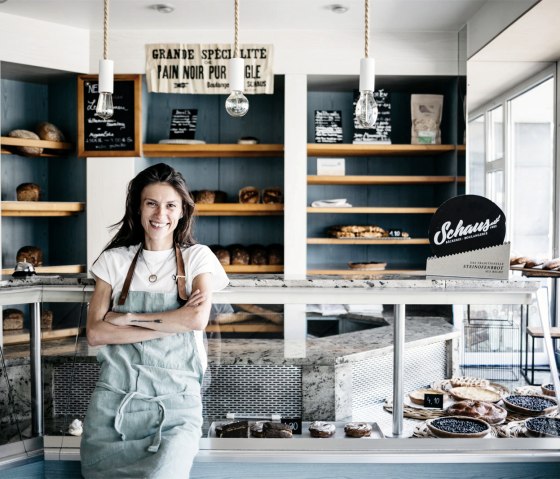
81,163,228,478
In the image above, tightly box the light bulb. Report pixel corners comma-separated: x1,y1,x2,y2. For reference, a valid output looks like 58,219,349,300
96,92,114,120
355,90,378,128
225,90,249,117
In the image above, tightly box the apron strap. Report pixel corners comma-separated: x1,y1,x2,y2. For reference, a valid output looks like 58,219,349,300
118,246,142,306
175,244,188,302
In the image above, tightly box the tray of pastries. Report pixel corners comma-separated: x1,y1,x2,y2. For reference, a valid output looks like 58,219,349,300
510,256,560,277
328,225,411,240
209,420,384,440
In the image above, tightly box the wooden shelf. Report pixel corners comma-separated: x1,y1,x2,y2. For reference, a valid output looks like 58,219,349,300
3,327,83,346
1,264,86,275
1,201,85,217
1,136,73,156
142,143,284,158
457,176,466,183
307,144,456,157
205,322,282,333
457,145,466,153
223,265,284,273
195,203,283,216
307,207,436,214
307,267,426,275
307,238,429,245
308,175,458,185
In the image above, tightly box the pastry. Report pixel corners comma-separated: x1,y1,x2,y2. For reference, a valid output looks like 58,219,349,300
239,186,260,204
3,308,24,330
543,259,560,270
448,386,501,403
445,400,507,425
524,258,544,269
215,421,249,438
267,244,283,265
427,416,490,438
502,395,557,416
449,376,490,388
250,421,292,438
36,122,65,142
308,421,336,438
8,129,43,156
408,388,446,405
16,245,43,266
344,422,372,438
229,244,250,265
16,183,40,201
248,244,267,265
262,187,283,204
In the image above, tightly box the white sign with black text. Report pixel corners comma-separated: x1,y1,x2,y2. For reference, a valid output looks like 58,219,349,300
145,44,274,94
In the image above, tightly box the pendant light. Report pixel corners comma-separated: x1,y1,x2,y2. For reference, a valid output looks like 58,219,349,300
355,0,378,128
96,0,114,120
225,0,249,117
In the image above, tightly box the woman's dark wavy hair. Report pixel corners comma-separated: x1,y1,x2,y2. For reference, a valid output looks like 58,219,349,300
103,163,196,252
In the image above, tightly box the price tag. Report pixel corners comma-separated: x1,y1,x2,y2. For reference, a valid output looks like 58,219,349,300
424,393,444,409
388,229,402,238
281,417,302,435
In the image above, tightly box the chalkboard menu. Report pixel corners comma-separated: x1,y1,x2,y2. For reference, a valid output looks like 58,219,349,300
169,109,198,140
314,110,343,143
352,89,392,144
77,74,141,157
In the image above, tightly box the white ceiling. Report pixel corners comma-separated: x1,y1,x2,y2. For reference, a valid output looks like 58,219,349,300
0,0,486,32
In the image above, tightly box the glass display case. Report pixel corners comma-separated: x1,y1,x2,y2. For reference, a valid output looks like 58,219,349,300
1,275,559,479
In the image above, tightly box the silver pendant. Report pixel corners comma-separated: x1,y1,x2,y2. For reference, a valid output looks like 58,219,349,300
148,274,157,283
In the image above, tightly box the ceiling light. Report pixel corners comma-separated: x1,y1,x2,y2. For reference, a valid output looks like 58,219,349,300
150,4,175,14
96,0,114,120
355,0,378,128
328,4,349,14
225,0,249,118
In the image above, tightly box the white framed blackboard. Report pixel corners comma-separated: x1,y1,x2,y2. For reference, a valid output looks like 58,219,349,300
77,74,141,157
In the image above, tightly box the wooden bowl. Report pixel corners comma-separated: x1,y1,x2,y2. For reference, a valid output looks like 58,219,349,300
525,417,560,438
502,395,558,416
426,416,490,438
541,383,556,397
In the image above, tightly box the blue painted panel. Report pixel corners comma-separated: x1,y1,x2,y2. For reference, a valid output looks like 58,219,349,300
0,458,43,479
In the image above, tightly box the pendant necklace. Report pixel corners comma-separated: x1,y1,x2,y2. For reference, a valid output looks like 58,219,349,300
140,248,175,283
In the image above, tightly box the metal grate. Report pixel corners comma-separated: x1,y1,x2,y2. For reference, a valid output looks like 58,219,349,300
351,341,447,411
52,362,302,426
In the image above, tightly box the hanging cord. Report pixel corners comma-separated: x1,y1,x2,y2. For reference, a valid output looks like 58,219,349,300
0,341,30,455
364,0,369,58
103,0,110,60
60,285,88,448
233,0,240,58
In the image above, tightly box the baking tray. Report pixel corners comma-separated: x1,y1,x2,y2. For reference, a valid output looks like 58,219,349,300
510,266,560,278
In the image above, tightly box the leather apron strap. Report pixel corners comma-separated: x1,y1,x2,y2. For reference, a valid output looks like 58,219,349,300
118,244,188,305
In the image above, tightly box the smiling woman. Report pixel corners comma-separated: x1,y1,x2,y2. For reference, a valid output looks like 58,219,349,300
80,163,229,479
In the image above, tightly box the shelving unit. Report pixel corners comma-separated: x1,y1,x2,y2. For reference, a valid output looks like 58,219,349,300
143,143,283,158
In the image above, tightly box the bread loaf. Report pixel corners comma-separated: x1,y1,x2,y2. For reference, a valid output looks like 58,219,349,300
239,186,259,204
8,129,43,156
525,258,544,269
248,244,267,265
16,183,41,201
445,400,507,425
210,244,231,266
16,245,43,266
36,122,65,142
193,190,216,204
267,244,283,265
41,310,53,330
262,187,283,204
229,244,249,265
3,308,24,331
543,258,560,270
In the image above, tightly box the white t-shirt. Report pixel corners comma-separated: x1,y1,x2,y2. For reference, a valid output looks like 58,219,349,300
90,243,229,370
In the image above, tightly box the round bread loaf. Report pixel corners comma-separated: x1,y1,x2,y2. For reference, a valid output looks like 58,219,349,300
445,400,507,425
41,310,54,330
262,187,283,204
239,186,259,204
36,122,65,142
309,421,336,438
267,244,283,265
16,245,43,266
213,246,230,266
344,422,372,438
248,244,267,265
8,129,43,156
3,308,24,331
193,190,216,204
229,244,249,265
16,183,41,201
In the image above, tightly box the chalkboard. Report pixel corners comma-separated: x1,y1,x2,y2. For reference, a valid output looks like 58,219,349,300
77,74,141,157
314,110,343,143
169,109,198,140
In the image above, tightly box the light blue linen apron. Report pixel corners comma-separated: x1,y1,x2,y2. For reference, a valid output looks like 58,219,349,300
81,288,204,479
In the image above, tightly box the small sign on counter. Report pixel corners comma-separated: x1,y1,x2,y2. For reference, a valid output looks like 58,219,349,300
317,158,345,176
315,110,343,143
169,109,198,140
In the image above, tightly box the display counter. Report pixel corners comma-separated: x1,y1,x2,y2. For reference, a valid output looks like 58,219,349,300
1,274,559,479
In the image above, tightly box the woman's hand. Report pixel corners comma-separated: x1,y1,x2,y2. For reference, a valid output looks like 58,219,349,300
103,311,131,327
186,289,206,307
